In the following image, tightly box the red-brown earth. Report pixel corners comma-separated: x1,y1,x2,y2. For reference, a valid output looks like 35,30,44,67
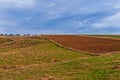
45,35,120,55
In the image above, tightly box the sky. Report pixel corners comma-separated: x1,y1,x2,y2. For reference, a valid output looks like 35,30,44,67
0,0,120,34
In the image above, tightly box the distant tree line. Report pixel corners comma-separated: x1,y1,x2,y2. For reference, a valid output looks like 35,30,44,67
0,34,40,36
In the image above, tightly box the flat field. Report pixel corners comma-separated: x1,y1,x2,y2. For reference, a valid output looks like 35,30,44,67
45,35,120,55
0,36,120,80
87,35,120,39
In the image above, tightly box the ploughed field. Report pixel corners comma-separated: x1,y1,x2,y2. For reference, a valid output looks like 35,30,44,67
45,35,120,55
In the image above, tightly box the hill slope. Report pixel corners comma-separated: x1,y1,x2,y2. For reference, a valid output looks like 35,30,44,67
0,36,120,80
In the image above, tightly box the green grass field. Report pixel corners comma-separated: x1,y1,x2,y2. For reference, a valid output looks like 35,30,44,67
0,36,120,80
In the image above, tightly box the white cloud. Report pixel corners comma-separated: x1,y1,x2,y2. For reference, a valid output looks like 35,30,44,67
0,19,19,33
93,13,120,28
35,0,120,21
66,20,87,28
0,27,5,33
77,20,87,27
0,20,14,26
0,0,36,9
107,1,120,9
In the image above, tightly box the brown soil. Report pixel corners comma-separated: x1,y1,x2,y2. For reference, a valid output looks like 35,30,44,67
45,35,120,55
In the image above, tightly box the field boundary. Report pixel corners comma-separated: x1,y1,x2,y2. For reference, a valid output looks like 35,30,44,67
43,35,120,56
43,36,99,56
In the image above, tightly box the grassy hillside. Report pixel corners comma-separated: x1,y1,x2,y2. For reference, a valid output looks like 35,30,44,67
0,36,120,80
0,37,12,44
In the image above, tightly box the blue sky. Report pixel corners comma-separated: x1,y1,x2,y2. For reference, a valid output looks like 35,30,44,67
0,0,120,34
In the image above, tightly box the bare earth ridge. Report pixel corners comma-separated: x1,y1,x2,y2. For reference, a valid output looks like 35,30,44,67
45,35,120,55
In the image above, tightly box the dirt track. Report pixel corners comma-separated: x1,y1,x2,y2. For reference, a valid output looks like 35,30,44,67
45,35,120,55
